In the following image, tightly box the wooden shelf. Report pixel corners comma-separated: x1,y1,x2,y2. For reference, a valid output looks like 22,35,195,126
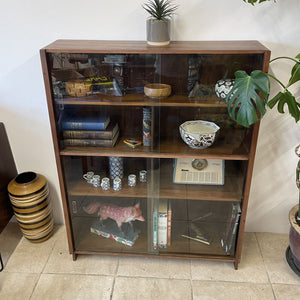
71,217,235,258
60,130,249,160
67,161,243,202
55,94,227,108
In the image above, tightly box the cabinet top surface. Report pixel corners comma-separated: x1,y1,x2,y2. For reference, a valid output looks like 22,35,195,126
41,40,270,54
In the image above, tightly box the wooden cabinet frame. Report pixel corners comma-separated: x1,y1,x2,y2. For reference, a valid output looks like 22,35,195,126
40,40,270,269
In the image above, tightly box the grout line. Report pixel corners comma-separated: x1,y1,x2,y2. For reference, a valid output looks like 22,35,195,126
29,232,58,299
190,260,194,300
110,256,120,300
254,232,277,299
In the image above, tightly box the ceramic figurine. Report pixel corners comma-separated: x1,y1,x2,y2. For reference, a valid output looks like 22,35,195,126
83,202,145,231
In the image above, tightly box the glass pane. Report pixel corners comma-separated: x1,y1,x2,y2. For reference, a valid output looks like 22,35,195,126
47,49,265,259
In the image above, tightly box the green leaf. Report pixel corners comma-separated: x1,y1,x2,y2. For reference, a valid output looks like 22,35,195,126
267,91,300,122
143,0,178,20
287,56,300,88
226,70,270,127
243,0,275,5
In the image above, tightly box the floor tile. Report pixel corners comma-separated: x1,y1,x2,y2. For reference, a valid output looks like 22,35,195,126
118,256,191,279
191,233,269,283
272,283,300,300
0,272,39,300
112,276,192,300
192,281,275,300
43,226,118,275
30,273,113,300
256,232,300,284
0,221,22,267
4,225,61,273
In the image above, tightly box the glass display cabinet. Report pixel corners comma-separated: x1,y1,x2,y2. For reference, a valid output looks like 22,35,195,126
40,40,270,269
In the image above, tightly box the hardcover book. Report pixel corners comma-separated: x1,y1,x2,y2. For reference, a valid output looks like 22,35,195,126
60,114,110,131
63,130,119,147
62,123,119,140
158,199,168,248
90,219,140,247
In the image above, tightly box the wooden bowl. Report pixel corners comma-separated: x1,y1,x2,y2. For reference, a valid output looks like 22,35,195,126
144,83,171,98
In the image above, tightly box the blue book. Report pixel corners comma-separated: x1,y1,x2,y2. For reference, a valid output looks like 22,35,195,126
61,114,110,131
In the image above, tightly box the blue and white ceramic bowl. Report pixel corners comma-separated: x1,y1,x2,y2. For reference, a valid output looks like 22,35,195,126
179,120,220,149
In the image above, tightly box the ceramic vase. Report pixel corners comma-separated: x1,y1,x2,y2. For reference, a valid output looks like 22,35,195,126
109,157,124,179
7,171,53,243
146,19,170,46
215,79,235,99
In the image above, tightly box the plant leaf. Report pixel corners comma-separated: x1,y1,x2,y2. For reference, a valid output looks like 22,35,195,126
267,91,300,122
226,70,269,127
287,54,300,88
143,0,178,20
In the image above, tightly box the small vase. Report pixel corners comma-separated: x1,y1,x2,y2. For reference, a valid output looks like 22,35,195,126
146,19,170,46
7,171,53,243
215,79,235,100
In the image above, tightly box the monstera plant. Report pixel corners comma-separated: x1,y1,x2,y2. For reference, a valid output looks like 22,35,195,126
226,54,300,128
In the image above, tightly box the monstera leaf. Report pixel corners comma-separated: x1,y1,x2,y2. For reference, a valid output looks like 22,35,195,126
267,91,300,122
226,70,270,127
287,55,300,88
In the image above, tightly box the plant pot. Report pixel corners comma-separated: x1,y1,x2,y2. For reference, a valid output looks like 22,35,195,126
7,171,54,243
146,19,170,46
286,204,300,276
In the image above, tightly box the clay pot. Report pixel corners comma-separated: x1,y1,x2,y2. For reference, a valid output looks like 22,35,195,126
287,204,300,276
7,172,53,243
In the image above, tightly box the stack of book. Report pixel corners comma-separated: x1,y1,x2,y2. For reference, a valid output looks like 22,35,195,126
60,114,119,147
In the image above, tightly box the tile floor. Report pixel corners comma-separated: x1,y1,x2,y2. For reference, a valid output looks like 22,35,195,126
0,222,300,300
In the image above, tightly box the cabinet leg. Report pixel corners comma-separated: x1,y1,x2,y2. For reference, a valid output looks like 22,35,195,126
234,260,239,270
72,253,78,261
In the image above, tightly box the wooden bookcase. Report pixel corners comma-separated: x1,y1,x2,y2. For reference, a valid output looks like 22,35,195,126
40,40,270,269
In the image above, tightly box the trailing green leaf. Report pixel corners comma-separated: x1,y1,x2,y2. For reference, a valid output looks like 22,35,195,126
287,58,300,88
226,70,269,127
267,91,300,122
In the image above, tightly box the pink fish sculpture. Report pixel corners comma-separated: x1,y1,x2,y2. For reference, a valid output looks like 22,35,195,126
84,202,145,229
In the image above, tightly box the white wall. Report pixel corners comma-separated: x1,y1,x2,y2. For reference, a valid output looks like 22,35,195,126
0,0,299,233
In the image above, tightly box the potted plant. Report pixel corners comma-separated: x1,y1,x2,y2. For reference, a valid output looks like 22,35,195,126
142,0,178,46
226,54,300,127
225,54,300,275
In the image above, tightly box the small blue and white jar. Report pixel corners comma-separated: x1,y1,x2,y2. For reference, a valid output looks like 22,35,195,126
113,177,122,191
215,79,235,100
109,156,124,179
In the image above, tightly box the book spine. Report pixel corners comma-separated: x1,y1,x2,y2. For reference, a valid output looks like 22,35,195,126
153,211,158,250
61,117,110,130
167,200,172,247
62,124,119,140
62,130,110,139
158,212,168,248
64,138,115,147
